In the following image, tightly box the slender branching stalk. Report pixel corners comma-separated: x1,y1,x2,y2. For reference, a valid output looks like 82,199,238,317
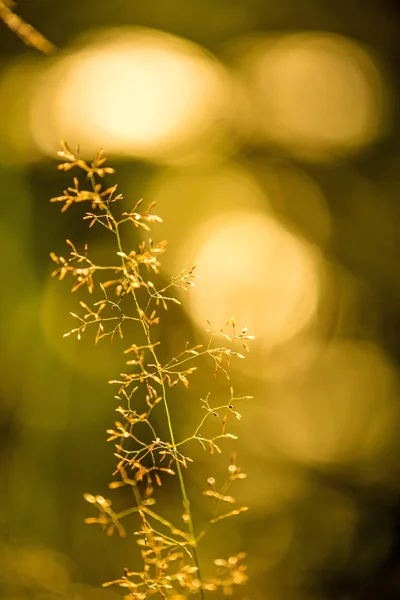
0,0,55,54
50,142,254,599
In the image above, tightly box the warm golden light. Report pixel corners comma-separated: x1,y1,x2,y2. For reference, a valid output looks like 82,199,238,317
31,28,231,162
252,159,331,247
255,340,400,475
144,162,269,264
235,32,389,159
279,486,360,578
0,543,72,596
181,211,320,348
0,57,42,164
40,260,125,379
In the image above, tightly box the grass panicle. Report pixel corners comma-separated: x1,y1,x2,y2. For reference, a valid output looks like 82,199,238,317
50,141,254,598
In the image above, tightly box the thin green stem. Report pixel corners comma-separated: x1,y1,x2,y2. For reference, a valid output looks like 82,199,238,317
92,178,205,598
116,506,140,520
176,404,228,447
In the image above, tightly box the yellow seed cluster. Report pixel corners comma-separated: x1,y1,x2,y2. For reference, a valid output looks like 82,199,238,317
50,142,253,598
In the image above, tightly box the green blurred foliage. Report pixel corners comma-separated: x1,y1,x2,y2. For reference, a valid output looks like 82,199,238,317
0,1,400,599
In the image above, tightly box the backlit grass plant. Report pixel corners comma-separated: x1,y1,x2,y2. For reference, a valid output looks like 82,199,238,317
50,142,254,599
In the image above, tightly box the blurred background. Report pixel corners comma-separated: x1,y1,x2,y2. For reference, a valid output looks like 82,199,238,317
0,1,400,599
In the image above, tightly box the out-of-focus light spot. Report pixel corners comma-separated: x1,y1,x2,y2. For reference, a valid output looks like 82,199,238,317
242,465,307,513
31,28,232,163
180,211,320,349
144,162,268,269
0,57,43,165
252,159,331,247
234,32,389,160
256,264,381,385
259,340,400,476
247,484,362,588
